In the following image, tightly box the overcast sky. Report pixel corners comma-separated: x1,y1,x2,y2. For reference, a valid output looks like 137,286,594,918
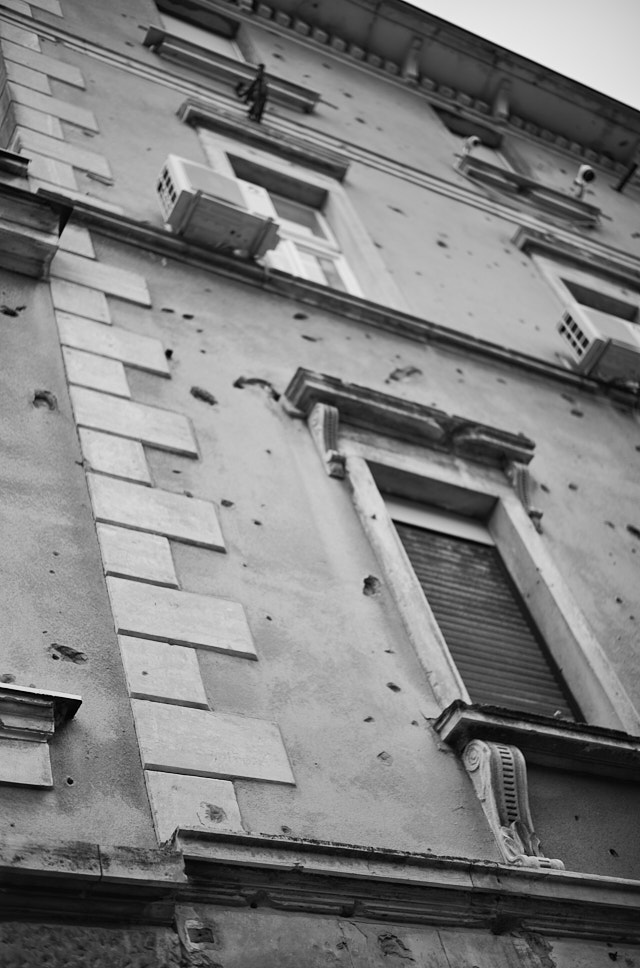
406,0,640,111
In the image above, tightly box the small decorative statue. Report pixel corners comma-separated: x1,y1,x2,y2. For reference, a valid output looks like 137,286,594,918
236,63,269,123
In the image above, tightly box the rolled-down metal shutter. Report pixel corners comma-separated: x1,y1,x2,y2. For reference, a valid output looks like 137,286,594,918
394,521,579,720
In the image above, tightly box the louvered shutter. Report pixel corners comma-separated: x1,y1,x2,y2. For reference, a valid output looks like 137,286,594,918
394,521,579,720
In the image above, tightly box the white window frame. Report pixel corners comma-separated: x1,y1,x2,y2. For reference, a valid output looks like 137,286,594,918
198,131,407,308
534,253,640,322
341,435,639,734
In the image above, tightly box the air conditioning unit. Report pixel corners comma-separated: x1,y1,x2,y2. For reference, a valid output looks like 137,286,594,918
156,155,280,258
557,304,640,382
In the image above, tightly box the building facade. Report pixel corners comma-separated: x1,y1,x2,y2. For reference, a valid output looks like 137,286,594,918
1,0,640,965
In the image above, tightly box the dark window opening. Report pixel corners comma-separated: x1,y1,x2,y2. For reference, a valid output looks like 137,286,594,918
562,279,639,322
394,520,582,721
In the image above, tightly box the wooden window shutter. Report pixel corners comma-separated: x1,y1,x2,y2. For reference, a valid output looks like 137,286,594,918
394,521,580,720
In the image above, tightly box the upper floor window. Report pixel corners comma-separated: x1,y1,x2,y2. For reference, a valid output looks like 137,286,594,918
159,11,243,60
388,498,580,720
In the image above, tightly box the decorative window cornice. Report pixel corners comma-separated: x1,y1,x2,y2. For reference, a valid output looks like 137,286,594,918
458,156,601,228
143,26,320,114
0,684,82,787
434,701,640,781
513,226,640,289
284,367,536,467
178,98,350,181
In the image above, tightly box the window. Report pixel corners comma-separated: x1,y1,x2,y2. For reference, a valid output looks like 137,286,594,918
283,368,637,732
198,133,405,307
388,498,580,720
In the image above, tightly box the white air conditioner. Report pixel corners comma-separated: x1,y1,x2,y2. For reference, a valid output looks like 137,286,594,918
557,303,640,382
156,155,280,258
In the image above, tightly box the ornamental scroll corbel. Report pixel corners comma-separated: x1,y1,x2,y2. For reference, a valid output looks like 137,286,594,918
507,461,543,534
307,402,345,478
462,739,564,869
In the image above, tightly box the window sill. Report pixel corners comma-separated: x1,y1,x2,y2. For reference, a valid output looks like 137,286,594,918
143,27,320,114
434,701,640,781
458,156,601,228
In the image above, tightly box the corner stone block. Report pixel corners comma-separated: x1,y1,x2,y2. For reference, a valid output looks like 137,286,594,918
97,524,178,587
144,771,244,843
88,474,225,550
51,251,151,306
70,386,198,457
58,315,169,377
79,429,152,485
62,347,131,398
51,282,111,324
107,577,257,658
119,636,208,708
132,700,295,784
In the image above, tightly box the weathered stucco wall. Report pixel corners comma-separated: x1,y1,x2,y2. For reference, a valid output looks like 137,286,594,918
0,268,156,845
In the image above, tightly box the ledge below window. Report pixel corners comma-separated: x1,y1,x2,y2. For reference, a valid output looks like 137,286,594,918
458,156,601,228
0,181,71,278
433,701,640,781
143,26,320,114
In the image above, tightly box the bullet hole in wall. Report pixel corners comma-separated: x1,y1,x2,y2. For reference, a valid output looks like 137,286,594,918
362,575,381,596
221,499,234,507
386,366,422,383
293,312,308,319
32,390,57,411
301,334,319,342
386,682,401,693
627,524,640,539
164,349,173,359
190,386,217,405
48,644,88,664
233,376,280,401
570,409,584,418
0,674,15,683
0,304,25,316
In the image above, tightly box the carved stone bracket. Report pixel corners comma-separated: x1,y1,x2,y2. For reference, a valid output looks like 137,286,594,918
507,461,543,533
307,402,345,478
0,684,82,787
462,738,564,869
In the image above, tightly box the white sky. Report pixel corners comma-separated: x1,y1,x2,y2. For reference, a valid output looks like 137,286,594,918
405,0,640,112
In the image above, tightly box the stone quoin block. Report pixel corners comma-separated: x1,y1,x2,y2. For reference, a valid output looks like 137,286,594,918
132,700,295,784
79,428,152,485
51,283,111,324
1,42,85,86
58,224,95,259
87,474,225,549
14,129,112,178
51,252,151,306
57,315,169,376
70,386,198,457
144,770,244,842
62,347,131,398
107,578,257,658
97,524,178,587
119,636,208,708
8,84,98,130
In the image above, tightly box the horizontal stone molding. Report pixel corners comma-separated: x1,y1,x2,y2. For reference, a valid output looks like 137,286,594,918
434,701,640,781
36,191,627,396
0,829,640,937
284,367,536,467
